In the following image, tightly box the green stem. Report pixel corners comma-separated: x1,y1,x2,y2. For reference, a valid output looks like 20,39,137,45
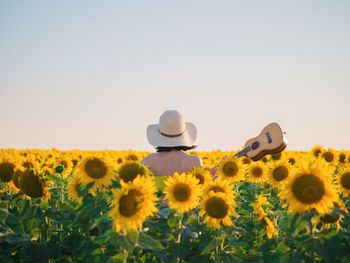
176,215,183,263
309,219,315,262
59,173,64,245
123,249,129,263
220,231,226,251
176,216,182,243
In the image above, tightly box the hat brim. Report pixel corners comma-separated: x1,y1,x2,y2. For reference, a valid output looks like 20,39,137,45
147,122,197,147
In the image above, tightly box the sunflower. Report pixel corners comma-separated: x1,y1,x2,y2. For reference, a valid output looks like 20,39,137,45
337,151,347,166
0,161,16,183
202,178,234,197
191,166,211,187
21,156,40,170
260,216,278,239
279,158,338,214
109,176,158,234
288,157,296,165
286,152,299,166
217,156,245,183
311,145,325,158
18,168,48,199
320,148,338,165
199,192,237,229
337,166,350,195
77,156,115,190
241,157,251,165
164,173,201,213
118,161,150,183
246,161,267,183
116,156,124,165
253,195,270,220
68,176,84,202
267,160,292,188
252,195,278,238
126,152,139,161
270,152,282,161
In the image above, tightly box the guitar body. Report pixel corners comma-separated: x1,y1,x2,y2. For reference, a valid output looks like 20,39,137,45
243,123,288,161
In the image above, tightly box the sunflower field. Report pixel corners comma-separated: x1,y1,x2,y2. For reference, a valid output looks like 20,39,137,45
1,147,350,263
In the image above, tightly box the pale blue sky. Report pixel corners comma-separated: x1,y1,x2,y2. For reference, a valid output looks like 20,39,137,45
1,1,349,151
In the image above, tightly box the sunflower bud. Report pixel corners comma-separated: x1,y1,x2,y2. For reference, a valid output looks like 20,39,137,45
55,165,64,174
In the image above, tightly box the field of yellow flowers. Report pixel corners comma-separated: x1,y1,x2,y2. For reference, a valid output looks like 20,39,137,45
0,147,350,262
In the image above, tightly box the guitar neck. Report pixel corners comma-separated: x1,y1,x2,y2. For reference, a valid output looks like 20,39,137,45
235,146,252,158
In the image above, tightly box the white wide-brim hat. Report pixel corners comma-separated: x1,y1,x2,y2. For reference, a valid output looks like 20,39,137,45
147,110,197,147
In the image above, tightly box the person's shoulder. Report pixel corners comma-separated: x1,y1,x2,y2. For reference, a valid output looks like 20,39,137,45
142,153,158,165
189,154,203,167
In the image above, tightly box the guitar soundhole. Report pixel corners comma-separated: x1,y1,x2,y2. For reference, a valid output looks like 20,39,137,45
251,142,260,150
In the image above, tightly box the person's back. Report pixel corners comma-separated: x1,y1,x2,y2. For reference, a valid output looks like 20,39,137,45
143,150,202,177
142,110,202,176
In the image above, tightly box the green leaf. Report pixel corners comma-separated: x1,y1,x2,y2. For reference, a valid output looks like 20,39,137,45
315,239,332,263
138,232,164,251
0,208,8,224
167,213,177,228
112,234,135,253
289,213,308,237
1,233,30,245
109,253,126,263
199,235,223,255
128,229,139,244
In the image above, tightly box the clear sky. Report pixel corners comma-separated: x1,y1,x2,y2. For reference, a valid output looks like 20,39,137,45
1,1,349,151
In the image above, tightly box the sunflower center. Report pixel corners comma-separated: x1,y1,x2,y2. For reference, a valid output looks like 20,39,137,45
60,160,68,169
288,158,296,165
320,213,339,224
205,197,228,219
223,162,238,177
339,154,346,163
194,174,205,185
119,163,146,183
173,183,191,201
119,189,144,217
127,154,138,161
340,172,350,190
210,186,225,193
242,157,251,165
23,161,34,169
19,169,44,198
272,166,289,181
323,152,334,163
0,162,15,182
252,167,263,177
313,149,322,158
271,153,281,161
292,174,325,204
85,158,107,179
261,157,268,163
72,159,78,166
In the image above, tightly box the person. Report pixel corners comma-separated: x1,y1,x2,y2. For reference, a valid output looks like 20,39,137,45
142,110,202,177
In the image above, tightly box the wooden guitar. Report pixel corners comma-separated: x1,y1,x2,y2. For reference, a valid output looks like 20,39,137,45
235,122,288,161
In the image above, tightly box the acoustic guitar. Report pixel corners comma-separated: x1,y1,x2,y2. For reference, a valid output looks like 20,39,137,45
234,122,288,161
